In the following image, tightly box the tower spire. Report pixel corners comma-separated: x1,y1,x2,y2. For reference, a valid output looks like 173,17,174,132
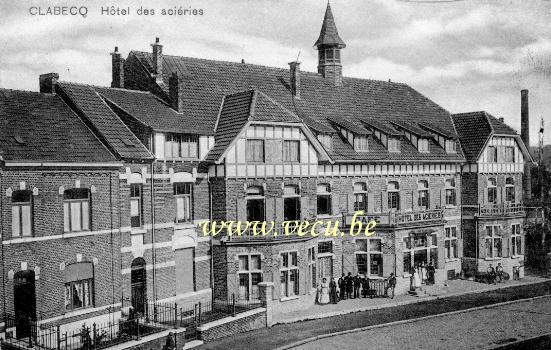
315,2,346,87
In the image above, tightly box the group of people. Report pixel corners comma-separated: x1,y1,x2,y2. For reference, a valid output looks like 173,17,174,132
316,272,397,304
409,261,436,290
486,263,505,284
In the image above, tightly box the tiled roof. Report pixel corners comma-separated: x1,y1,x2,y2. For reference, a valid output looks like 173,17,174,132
0,89,116,162
131,52,465,163
95,87,213,135
57,82,153,160
328,116,371,135
314,2,346,48
391,120,432,138
361,118,402,136
452,111,517,162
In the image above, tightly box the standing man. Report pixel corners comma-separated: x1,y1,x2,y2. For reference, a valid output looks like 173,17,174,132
496,263,504,283
346,272,354,299
329,276,338,304
353,274,361,299
387,273,397,299
487,264,496,285
338,273,346,300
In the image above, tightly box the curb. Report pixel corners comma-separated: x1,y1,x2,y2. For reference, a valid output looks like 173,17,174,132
276,294,551,350
273,278,547,325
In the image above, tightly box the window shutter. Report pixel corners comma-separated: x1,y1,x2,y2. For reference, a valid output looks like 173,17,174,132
381,191,387,212
266,197,276,222
347,193,354,214
367,192,375,213
498,186,503,204
440,189,445,208
301,196,309,220
275,198,284,224
331,194,340,216
412,190,419,211
237,197,247,222
271,270,280,300
339,194,347,215
382,254,394,277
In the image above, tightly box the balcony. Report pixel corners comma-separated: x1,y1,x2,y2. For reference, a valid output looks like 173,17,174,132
343,209,444,228
477,203,526,218
222,225,314,244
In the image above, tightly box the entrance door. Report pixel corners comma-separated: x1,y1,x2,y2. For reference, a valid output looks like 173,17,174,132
14,270,36,339
131,258,147,316
318,256,333,281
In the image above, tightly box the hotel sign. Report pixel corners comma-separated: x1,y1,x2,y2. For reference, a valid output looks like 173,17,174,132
344,209,443,227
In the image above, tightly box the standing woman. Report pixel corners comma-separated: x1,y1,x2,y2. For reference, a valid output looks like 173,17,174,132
319,278,330,304
421,262,427,285
413,265,422,289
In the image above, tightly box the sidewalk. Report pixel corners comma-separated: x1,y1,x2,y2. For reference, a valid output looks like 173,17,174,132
273,275,548,324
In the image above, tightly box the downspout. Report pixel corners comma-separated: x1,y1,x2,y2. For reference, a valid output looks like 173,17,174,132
150,162,157,302
0,168,5,319
207,175,214,304
109,171,115,322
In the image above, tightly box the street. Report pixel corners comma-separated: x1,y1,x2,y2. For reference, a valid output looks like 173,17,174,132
295,296,551,350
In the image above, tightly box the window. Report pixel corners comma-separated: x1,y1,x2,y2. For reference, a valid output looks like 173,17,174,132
505,177,515,203
445,140,456,153
353,182,367,212
318,241,333,254
388,181,400,211
445,227,458,259
320,48,341,63
418,139,429,153
283,140,300,162
130,184,142,228
174,183,192,223
247,140,265,162
317,184,332,215
403,233,438,274
354,136,368,151
308,247,316,289
64,262,94,311
487,178,497,204
317,134,333,150
355,238,383,276
485,225,502,258
511,224,522,256
11,190,33,237
487,146,497,163
280,252,299,297
504,146,515,163
164,134,198,159
283,185,301,221
445,179,457,206
388,138,400,152
246,186,265,222
417,181,429,209
63,188,90,232
238,255,262,301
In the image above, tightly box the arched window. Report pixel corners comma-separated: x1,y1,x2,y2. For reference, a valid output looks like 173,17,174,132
64,262,94,311
283,185,300,221
12,190,33,237
246,186,264,222
388,181,400,210
353,182,367,212
317,184,332,215
505,177,515,202
487,178,497,204
417,181,429,209
63,188,90,232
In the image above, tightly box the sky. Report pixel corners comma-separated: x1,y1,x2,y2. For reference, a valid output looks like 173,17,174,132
0,0,550,147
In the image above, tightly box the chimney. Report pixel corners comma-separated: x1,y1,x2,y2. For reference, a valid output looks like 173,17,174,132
110,46,125,88
151,37,163,83
498,117,504,123
521,89,532,200
39,73,59,94
169,72,184,113
289,61,301,99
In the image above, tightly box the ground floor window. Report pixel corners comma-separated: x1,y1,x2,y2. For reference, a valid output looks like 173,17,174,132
445,226,458,259
485,225,502,258
511,224,522,256
280,251,299,297
403,233,438,274
65,279,93,311
355,238,383,276
238,254,262,301
308,247,316,289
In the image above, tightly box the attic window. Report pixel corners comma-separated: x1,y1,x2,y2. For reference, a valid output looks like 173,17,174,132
14,136,26,145
121,139,135,147
445,140,456,153
418,139,429,153
354,136,368,151
388,138,400,153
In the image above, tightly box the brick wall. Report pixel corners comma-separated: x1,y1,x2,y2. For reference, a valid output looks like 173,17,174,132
197,309,266,342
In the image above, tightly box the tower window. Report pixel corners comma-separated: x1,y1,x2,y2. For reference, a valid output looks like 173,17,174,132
320,48,341,64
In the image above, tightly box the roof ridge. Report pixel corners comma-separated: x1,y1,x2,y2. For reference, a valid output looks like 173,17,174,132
58,81,154,95
0,87,55,96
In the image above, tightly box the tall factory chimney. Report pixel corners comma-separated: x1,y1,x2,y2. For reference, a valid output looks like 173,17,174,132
521,89,532,200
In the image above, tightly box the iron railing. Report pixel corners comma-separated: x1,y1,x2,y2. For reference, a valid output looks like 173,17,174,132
477,203,525,217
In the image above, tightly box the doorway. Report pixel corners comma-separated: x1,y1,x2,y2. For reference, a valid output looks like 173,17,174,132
14,270,36,339
130,258,147,316
318,256,333,281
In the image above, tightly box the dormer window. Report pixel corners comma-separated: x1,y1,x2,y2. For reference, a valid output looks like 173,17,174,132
445,140,456,153
388,138,400,152
319,48,341,64
418,139,429,153
354,136,368,151
317,134,333,150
